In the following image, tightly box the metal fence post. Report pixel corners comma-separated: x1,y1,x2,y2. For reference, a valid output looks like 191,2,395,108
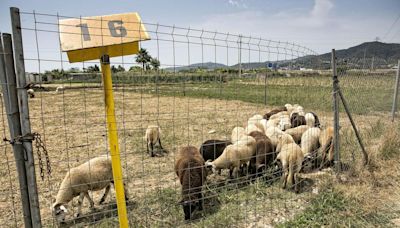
238,35,242,78
10,7,42,227
0,33,33,228
331,49,341,172
264,73,267,106
391,60,400,122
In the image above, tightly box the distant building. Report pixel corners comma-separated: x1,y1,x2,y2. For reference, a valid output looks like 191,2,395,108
26,72,42,83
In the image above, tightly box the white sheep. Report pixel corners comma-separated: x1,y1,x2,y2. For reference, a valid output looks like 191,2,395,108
301,127,321,157
205,135,256,178
278,115,291,131
289,105,305,118
246,114,266,134
265,126,288,148
145,125,163,157
56,86,65,93
266,118,280,129
51,156,129,223
275,134,304,193
231,126,246,142
284,125,310,144
318,126,334,168
269,111,289,121
245,123,265,135
305,113,316,127
27,88,35,98
247,114,263,126
259,119,268,133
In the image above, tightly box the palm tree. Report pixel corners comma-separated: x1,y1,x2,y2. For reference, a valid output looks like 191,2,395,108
150,58,160,70
135,48,151,70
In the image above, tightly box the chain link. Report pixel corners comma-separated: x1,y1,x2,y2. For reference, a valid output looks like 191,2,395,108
33,133,51,181
4,133,51,181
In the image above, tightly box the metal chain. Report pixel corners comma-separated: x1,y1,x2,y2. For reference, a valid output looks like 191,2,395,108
33,133,51,181
2,132,51,180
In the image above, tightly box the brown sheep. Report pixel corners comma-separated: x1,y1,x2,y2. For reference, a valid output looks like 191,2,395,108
263,106,287,120
175,146,207,220
318,126,334,169
248,131,275,177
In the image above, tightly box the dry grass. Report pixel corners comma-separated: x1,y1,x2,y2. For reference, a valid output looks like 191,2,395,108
0,85,399,227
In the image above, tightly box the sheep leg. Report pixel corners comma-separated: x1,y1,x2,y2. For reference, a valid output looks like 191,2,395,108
294,173,300,194
76,192,85,217
158,138,164,151
319,153,327,170
198,192,204,211
124,183,130,201
281,172,288,189
99,185,111,204
229,168,234,179
84,192,95,210
150,142,154,157
110,181,129,202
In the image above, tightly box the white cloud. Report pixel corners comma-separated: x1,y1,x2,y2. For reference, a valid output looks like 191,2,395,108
311,0,334,19
193,0,390,54
227,0,248,9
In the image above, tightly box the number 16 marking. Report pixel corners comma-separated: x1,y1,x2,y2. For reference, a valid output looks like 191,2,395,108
77,21,127,41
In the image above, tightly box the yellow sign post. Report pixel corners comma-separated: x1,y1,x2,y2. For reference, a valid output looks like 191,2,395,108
59,12,150,227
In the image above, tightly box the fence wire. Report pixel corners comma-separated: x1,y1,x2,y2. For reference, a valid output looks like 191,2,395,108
0,8,398,228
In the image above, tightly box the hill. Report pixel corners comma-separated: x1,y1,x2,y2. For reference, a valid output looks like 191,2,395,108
164,41,400,71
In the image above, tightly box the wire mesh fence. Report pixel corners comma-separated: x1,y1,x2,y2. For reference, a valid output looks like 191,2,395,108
0,7,399,228
335,53,399,168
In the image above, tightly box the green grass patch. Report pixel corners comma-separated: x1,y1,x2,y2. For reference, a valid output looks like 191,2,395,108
141,79,393,114
278,188,394,228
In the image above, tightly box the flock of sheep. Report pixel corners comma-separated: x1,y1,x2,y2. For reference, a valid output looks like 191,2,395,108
26,86,65,98
51,103,334,223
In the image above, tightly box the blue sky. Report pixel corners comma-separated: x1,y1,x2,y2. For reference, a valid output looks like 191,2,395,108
1,0,399,72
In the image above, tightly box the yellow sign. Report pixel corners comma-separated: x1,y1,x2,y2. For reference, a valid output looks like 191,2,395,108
59,12,150,62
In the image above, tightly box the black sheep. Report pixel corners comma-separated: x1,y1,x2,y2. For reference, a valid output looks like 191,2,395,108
199,139,232,162
290,113,306,128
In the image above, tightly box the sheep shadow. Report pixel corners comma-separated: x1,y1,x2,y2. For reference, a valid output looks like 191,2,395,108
297,177,315,193
187,192,221,222
151,146,169,157
58,200,137,227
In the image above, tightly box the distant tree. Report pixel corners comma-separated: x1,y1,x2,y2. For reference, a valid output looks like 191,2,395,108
44,69,64,79
85,64,100,73
135,48,151,70
150,58,160,70
67,67,80,73
129,66,142,71
117,65,125,72
111,65,118,73
111,65,126,73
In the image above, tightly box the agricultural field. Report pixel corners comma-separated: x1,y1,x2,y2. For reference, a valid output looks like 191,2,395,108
0,73,399,227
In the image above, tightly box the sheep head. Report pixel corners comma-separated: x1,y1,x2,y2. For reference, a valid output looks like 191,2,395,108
52,203,68,223
179,198,200,220
205,160,217,174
